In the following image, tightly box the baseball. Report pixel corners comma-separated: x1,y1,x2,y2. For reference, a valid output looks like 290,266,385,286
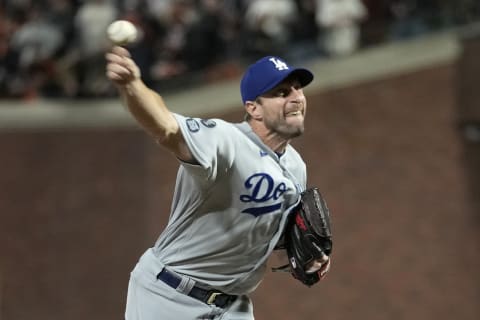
107,20,137,45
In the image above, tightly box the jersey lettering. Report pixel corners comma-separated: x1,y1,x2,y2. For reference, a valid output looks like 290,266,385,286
201,119,216,128
240,173,288,217
186,118,200,132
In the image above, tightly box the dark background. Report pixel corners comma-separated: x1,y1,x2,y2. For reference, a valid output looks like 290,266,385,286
1,35,479,320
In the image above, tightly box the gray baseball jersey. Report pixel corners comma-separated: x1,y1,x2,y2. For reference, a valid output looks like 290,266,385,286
149,114,307,295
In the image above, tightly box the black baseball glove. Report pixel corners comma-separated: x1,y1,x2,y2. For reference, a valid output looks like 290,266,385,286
273,187,333,286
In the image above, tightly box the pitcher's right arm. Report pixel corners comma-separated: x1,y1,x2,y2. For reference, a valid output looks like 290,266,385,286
105,46,193,163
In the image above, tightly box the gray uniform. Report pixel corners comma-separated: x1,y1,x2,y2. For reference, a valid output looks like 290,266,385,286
125,114,307,320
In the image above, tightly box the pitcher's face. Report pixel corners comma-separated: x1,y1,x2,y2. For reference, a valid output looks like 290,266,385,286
257,78,307,139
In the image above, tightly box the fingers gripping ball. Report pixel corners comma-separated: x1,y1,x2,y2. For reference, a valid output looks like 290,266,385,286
107,20,137,45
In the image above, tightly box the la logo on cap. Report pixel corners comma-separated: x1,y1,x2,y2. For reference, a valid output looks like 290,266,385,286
269,57,289,71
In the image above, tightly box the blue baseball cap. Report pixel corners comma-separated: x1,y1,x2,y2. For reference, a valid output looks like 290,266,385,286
240,56,314,104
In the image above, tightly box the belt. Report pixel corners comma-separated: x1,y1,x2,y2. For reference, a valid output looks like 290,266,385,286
157,268,237,308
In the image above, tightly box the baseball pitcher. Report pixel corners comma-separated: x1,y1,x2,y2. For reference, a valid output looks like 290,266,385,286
106,46,332,320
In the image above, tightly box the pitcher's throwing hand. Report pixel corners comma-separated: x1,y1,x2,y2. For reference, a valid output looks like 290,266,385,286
105,46,140,86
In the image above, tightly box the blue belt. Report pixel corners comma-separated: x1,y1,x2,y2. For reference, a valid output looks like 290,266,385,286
157,268,237,308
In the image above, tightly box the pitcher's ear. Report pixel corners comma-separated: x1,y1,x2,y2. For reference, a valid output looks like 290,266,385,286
245,100,262,120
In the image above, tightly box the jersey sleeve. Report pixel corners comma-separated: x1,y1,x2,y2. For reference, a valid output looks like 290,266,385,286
173,113,235,181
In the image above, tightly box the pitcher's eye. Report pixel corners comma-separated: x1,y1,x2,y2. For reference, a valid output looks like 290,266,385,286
276,88,290,97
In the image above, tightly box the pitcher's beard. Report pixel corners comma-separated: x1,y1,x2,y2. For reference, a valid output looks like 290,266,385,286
272,123,305,139
284,126,304,138
269,117,305,138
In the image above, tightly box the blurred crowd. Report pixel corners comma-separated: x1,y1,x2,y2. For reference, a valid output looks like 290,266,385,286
0,0,479,100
